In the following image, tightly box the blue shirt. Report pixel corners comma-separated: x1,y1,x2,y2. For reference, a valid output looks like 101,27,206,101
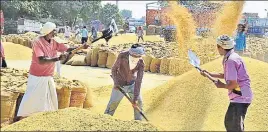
81,28,88,38
235,32,246,51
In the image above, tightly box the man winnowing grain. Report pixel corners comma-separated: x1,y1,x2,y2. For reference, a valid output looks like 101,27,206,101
201,35,253,132
104,44,145,120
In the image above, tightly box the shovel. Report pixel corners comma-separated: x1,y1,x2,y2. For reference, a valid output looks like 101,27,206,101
62,27,113,64
118,86,149,121
188,49,218,83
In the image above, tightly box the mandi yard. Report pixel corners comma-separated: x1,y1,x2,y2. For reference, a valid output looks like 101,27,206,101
1,1,268,131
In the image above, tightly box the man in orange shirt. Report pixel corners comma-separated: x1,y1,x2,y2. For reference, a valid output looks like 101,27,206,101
17,22,74,118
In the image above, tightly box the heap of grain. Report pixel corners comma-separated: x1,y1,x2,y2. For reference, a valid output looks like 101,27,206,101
0,68,92,127
1,107,158,131
143,58,268,131
2,42,32,60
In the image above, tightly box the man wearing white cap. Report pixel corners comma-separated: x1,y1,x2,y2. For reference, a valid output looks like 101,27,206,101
17,22,74,119
105,44,145,120
200,35,253,131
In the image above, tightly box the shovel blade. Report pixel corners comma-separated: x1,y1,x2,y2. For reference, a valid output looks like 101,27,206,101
188,49,201,69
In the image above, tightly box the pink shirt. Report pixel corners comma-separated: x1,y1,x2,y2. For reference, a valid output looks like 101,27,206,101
0,42,4,58
223,50,253,103
29,37,68,76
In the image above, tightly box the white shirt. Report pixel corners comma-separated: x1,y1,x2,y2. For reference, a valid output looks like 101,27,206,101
129,55,140,76
64,27,71,37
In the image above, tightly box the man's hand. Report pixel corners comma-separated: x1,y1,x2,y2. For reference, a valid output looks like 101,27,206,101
132,101,138,108
215,80,226,88
200,70,210,77
113,85,120,90
83,44,89,49
59,54,67,61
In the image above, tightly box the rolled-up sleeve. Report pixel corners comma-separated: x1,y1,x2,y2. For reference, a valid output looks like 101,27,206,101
32,41,44,57
56,42,68,52
134,60,145,101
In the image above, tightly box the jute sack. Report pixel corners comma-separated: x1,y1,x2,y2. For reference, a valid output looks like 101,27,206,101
150,57,161,73
71,55,86,66
18,38,24,45
142,55,153,72
160,57,171,74
65,54,77,65
82,83,93,108
91,47,100,67
56,87,72,109
106,51,118,69
85,49,92,66
1,37,6,42
1,91,19,127
69,87,87,108
97,49,108,68
12,37,19,44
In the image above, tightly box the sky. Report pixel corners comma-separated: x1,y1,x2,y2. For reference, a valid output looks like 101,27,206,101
101,1,268,19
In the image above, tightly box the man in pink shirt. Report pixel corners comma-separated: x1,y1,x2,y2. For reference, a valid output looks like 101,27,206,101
201,35,253,131
17,22,74,119
0,9,6,68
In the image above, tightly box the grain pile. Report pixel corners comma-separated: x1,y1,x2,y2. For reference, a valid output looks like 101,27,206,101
0,68,92,123
1,107,158,131
143,57,268,131
2,42,32,60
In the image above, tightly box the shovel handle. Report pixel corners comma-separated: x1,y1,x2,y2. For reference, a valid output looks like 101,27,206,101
118,86,149,121
195,67,218,84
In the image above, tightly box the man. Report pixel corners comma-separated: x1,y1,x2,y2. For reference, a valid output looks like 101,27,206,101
137,26,144,42
0,9,7,68
64,26,71,40
201,35,253,131
104,44,145,120
234,24,247,56
17,22,75,119
154,11,160,26
90,26,97,40
81,26,89,44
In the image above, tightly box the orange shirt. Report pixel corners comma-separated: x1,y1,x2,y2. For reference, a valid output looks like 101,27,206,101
29,37,68,76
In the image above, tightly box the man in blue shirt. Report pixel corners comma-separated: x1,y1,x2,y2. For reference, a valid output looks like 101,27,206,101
234,24,246,55
81,26,89,44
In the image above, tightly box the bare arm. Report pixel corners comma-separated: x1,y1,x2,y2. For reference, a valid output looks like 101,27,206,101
208,72,224,79
202,70,224,79
38,56,59,64
216,80,239,90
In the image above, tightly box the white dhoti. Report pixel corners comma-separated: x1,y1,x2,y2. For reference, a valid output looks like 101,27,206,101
17,74,58,117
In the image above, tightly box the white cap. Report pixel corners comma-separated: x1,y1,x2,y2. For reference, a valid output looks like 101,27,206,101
40,22,56,36
216,35,235,49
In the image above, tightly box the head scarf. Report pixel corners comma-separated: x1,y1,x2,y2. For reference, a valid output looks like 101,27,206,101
216,35,235,49
129,46,145,57
40,22,56,36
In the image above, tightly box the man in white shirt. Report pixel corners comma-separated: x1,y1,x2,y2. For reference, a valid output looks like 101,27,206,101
64,26,71,40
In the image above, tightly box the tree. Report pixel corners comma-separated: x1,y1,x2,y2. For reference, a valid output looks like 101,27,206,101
99,3,123,28
40,1,101,26
1,0,48,20
120,9,132,19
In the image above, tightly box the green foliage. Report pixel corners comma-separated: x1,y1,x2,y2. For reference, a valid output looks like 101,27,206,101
120,9,132,19
1,0,123,27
